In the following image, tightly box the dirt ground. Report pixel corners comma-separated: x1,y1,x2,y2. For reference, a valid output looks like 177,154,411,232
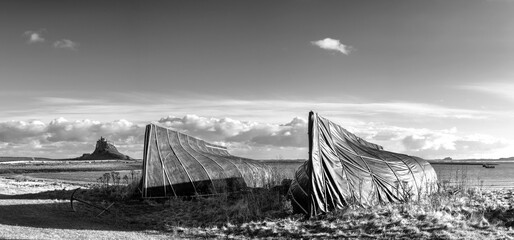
0,176,171,240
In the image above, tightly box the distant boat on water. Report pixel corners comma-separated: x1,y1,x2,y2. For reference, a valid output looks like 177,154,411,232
483,163,496,168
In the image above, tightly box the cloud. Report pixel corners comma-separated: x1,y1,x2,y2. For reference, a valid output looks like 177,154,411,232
4,94,491,126
23,29,45,44
155,115,309,159
311,38,353,55
230,117,307,148
53,39,79,50
2,94,507,158
22,29,79,50
158,115,308,148
0,115,309,159
0,114,511,160
0,118,145,158
45,118,142,143
461,82,514,102
400,128,459,152
357,124,510,159
38,97,96,105
0,120,47,143
402,134,509,160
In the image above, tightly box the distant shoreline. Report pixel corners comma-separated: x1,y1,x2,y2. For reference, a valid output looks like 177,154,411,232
428,161,500,165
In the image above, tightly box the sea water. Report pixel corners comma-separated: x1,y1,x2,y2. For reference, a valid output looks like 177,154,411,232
432,163,514,190
270,161,514,190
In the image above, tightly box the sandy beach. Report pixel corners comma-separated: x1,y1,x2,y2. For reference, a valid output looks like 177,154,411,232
0,176,169,240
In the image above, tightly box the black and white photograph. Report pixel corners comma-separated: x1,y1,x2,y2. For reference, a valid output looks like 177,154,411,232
1,0,514,239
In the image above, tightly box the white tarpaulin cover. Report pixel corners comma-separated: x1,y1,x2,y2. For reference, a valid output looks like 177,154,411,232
141,123,273,198
289,112,438,216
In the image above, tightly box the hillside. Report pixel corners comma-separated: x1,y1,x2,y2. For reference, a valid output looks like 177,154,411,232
428,156,514,165
0,157,51,163
75,137,134,160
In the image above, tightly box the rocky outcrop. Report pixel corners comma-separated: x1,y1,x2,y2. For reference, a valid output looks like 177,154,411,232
76,137,134,160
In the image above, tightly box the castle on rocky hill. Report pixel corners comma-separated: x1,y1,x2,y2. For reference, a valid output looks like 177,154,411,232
76,137,134,160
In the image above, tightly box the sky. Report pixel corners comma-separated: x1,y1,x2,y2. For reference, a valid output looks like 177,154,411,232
0,0,513,160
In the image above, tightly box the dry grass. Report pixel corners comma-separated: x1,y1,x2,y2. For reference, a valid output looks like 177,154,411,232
5,165,514,239
84,171,514,239
144,187,513,239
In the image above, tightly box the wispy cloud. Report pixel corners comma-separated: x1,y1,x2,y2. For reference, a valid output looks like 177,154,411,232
461,82,514,102
23,29,45,44
38,97,99,105
0,94,493,125
311,38,353,55
53,39,79,50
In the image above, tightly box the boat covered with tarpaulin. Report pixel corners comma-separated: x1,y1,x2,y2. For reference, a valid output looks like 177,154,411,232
141,123,273,198
289,112,438,216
